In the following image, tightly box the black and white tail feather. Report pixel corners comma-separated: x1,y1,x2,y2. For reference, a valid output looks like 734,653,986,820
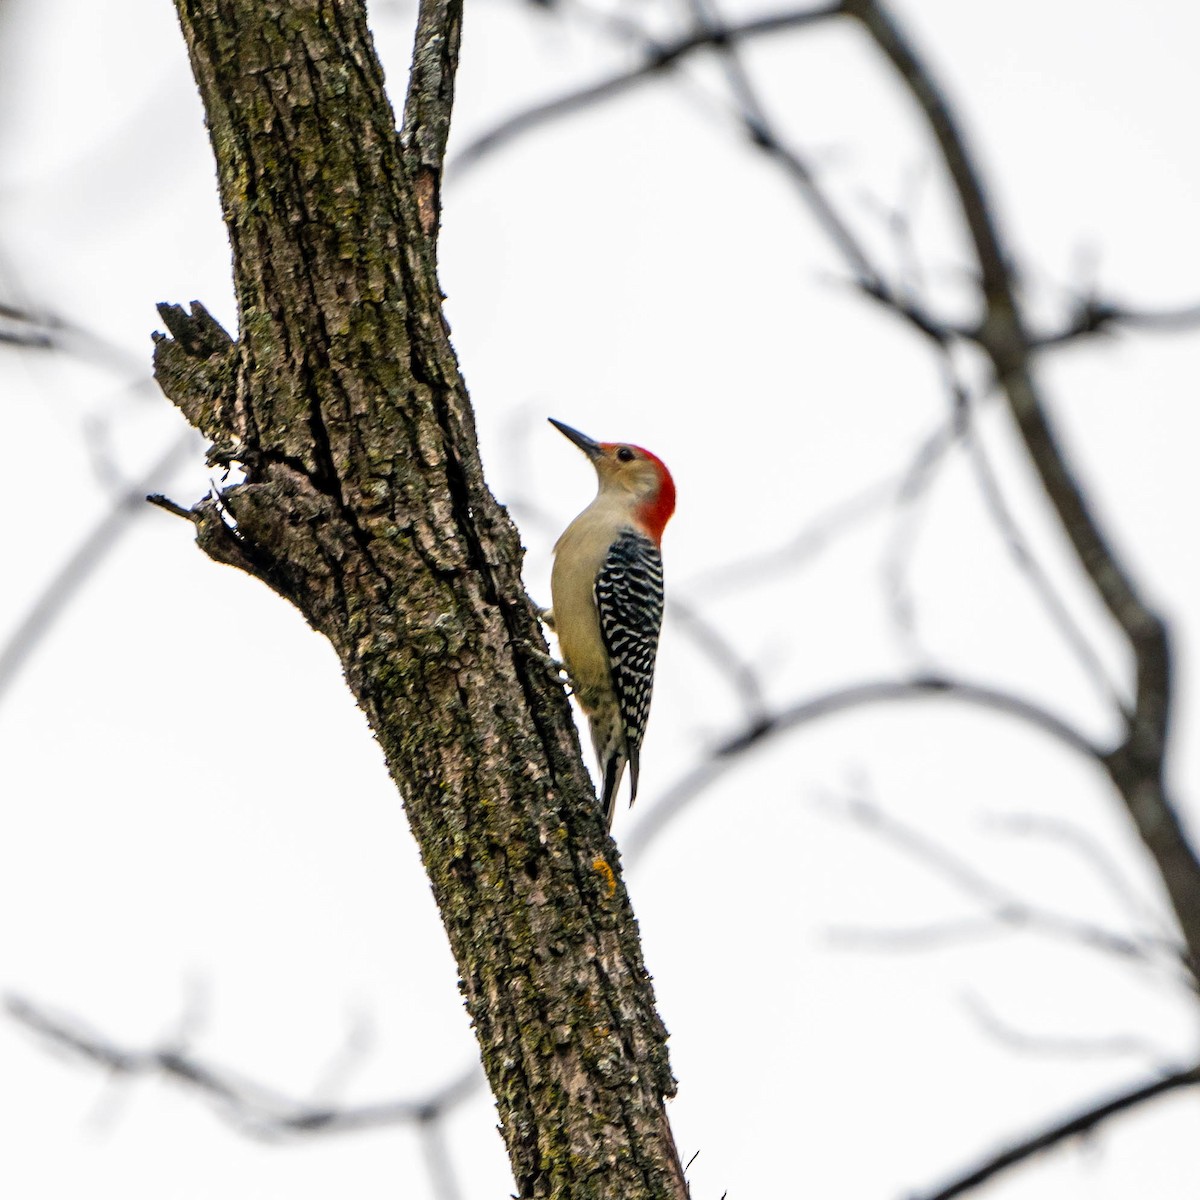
593,527,665,827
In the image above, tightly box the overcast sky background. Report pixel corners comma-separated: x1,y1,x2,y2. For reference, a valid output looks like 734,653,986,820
1,1,1198,1197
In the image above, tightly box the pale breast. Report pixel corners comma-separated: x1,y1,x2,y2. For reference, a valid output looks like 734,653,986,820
550,506,626,709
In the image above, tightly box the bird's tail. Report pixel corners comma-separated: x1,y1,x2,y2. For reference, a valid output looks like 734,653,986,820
600,752,627,831
590,707,629,831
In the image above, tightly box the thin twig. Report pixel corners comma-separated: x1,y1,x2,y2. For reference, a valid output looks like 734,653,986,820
682,473,897,597
623,672,1101,862
684,410,964,601
449,4,845,178
984,812,1171,939
845,0,1200,978
668,596,770,729
6,993,481,1142
680,0,882,286
821,790,1177,971
962,993,1169,1062
0,431,198,710
911,1062,1200,1200
1032,295,1200,349
418,1112,466,1200
0,301,54,349
147,492,196,521
724,674,1099,761
954,375,1129,717
879,397,965,659
0,299,151,375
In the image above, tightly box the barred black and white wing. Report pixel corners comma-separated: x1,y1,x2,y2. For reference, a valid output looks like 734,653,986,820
594,527,665,822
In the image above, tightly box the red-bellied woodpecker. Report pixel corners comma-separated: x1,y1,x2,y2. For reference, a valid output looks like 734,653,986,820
546,418,676,829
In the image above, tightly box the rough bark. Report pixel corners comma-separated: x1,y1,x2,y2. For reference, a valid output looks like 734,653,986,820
155,2,686,1195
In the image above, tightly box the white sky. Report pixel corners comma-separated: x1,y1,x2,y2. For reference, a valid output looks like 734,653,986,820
1,1,1198,1197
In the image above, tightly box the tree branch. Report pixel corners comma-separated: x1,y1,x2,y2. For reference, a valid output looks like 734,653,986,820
449,4,845,177
6,993,480,1141
962,993,1169,1061
667,596,770,729
724,675,1100,762
985,812,1173,937
401,0,463,239
1031,295,1200,349
913,1062,1200,1200
845,0,1200,982
0,301,54,349
954,371,1130,717
679,0,883,287
822,790,1179,972
623,672,1101,862
0,432,198,710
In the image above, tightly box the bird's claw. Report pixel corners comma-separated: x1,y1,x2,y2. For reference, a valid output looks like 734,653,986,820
522,640,570,684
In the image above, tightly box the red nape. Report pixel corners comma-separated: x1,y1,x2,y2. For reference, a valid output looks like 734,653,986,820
631,446,676,544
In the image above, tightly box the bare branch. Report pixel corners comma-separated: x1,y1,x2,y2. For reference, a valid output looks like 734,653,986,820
984,812,1171,938
449,4,845,178
402,0,464,238
0,299,149,374
146,492,196,521
725,674,1100,762
0,432,198,711
456,2,989,349
680,0,882,287
0,301,54,349
683,472,897,597
418,1114,466,1200
955,374,1130,717
6,993,481,1141
890,345,1128,714
962,993,1170,1062
668,596,770,729
912,1062,1200,1200
879,398,964,659
821,790,1180,972
1032,295,1200,349
846,0,1164,711
1101,301,1200,332
845,0,1200,981
624,672,1101,862
685,410,963,601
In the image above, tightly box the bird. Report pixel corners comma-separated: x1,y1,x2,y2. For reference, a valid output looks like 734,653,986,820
545,418,676,829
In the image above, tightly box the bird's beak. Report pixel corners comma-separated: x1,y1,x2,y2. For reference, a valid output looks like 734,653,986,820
549,418,603,460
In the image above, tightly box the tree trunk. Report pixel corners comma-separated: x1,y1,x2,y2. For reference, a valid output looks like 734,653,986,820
155,2,687,1195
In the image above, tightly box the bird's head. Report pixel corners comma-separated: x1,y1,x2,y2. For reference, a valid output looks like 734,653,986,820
550,418,676,543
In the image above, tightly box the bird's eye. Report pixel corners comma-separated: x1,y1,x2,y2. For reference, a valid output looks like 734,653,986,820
616,447,635,462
